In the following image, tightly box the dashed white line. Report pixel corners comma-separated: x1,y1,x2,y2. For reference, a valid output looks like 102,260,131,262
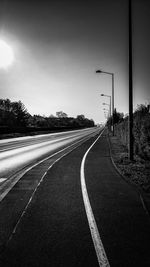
80,129,110,267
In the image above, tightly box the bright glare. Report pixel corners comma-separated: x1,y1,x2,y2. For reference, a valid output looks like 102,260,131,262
0,40,14,69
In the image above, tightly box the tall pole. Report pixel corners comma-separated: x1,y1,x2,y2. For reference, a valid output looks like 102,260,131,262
129,0,134,160
109,96,111,119
109,96,112,132
112,73,114,136
96,70,115,135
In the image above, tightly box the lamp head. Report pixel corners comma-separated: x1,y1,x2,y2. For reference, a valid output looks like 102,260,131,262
96,70,103,73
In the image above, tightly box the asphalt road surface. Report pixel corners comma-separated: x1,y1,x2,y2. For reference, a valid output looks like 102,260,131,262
0,128,150,266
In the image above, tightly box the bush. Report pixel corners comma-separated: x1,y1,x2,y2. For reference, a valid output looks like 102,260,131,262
114,104,150,159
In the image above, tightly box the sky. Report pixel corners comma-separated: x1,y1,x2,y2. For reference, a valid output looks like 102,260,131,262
0,0,150,124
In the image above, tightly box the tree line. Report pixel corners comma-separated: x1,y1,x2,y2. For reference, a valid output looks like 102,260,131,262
0,99,95,134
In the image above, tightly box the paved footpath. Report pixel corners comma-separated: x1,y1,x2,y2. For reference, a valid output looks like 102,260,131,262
0,130,150,266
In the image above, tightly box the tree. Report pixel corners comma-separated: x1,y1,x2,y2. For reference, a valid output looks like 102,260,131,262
0,99,30,127
76,114,94,128
56,111,68,118
0,98,95,132
76,114,85,120
113,109,124,124
11,101,30,127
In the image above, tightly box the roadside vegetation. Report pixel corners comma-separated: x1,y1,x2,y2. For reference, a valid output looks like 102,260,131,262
108,104,150,206
0,98,95,138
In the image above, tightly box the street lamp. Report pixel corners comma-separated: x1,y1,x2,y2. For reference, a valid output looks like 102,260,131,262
103,108,109,112
101,94,111,118
104,113,108,119
102,103,110,111
96,69,114,135
102,103,111,131
128,0,134,160
103,108,109,116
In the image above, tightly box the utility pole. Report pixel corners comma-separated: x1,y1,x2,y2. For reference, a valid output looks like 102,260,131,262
112,73,114,136
129,0,134,160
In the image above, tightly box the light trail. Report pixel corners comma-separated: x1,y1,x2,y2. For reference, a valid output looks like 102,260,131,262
0,127,101,196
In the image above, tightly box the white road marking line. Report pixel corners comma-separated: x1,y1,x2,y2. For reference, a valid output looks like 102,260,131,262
80,129,110,267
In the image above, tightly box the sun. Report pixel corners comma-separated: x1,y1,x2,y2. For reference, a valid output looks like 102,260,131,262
0,40,14,69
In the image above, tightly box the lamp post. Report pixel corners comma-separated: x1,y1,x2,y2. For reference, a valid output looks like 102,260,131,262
103,108,109,112
101,94,111,119
128,0,134,160
96,69,114,135
104,113,108,119
103,103,111,131
102,103,110,117
103,108,109,119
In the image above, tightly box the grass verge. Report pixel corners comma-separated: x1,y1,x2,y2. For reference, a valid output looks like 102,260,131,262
108,132,150,215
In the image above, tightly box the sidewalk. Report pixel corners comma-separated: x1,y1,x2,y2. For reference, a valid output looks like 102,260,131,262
85,130,150,266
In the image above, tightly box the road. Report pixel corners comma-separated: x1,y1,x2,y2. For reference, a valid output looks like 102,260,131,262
0,127,99,201
0,128,150,266
0,128,98,178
